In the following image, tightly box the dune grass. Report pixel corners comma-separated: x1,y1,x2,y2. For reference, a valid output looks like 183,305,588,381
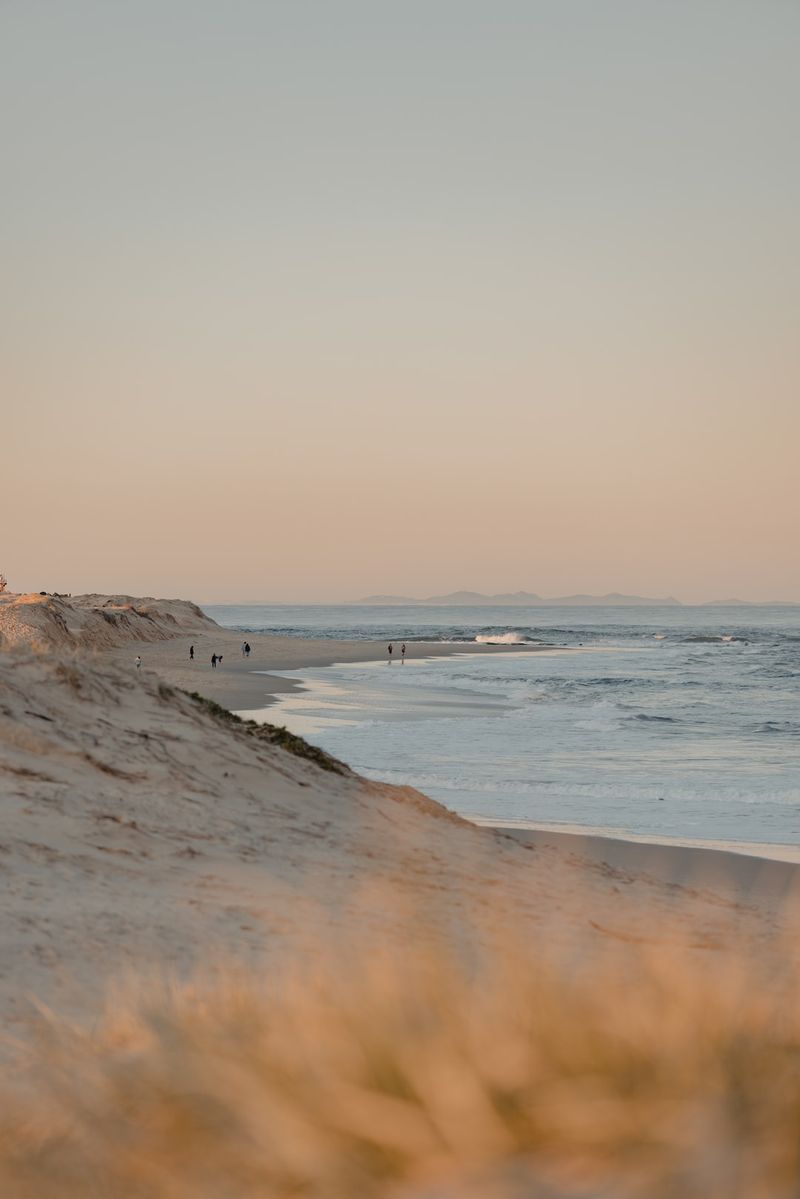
182,689,349,775
1,931,798,1198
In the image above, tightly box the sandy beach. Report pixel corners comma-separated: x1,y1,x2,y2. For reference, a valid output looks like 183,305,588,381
0,593,795,1025
3,638,790,1031
3,594,800,1197
498,825,800,908
0,594,796,1016
102,628,556,711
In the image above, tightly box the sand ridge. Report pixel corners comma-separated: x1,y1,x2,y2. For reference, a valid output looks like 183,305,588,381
0,592,217,651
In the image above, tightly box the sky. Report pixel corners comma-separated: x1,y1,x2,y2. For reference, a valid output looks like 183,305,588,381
2,0,798,603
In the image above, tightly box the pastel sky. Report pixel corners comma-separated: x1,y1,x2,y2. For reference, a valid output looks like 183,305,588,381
3,1,798,602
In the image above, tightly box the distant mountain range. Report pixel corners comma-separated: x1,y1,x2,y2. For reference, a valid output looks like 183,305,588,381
356,591,683,607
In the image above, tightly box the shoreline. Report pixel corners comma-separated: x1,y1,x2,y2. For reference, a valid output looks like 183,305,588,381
243,663,800,874
492,824,800,907
102,630,559,712
4,597,799,1045
102,629,800,874
478,818,800,865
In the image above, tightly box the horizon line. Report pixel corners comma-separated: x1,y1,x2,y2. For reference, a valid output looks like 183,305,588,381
199,594,800,607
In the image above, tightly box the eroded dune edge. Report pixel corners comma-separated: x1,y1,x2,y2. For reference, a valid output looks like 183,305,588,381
0,595,798,1197
0,591,217,651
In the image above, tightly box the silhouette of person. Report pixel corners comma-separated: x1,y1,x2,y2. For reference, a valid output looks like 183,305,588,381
211,653,217,669
401,642,406,664
388,642,393,665
189,645,194,661
135,655,142,669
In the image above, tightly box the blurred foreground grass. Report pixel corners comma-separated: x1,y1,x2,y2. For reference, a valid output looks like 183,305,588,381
1,934,798,1199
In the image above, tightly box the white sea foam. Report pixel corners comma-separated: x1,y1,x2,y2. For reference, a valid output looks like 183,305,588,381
475,632,527,645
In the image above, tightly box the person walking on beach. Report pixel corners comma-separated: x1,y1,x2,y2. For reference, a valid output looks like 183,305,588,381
401,642,406,664
388,642,393,665
245,642,251,657
189,645,194,661
135,655,142,670
211,653,218,669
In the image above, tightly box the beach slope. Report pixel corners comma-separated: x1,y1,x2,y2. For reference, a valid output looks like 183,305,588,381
0,644,786,1030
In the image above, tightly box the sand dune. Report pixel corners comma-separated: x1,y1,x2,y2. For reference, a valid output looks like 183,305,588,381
0,591,217,651
0,642,788,1033
1,596,798,1194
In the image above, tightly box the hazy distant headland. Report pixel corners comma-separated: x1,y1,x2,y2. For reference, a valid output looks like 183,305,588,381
357,590,683,607
355,591,790,607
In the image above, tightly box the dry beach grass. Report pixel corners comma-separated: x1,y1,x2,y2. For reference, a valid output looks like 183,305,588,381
2,932,800,1199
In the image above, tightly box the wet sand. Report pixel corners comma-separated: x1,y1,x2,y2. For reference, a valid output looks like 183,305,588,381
103,631,554,712
494,825,800,909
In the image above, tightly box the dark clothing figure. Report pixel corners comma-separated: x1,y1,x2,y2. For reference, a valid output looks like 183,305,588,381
401,643,406,664
211,654,217,668
189,645,194,661
388,643,393,665
245,642,251,657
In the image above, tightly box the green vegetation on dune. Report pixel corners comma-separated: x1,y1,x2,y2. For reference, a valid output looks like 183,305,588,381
182,690,349,775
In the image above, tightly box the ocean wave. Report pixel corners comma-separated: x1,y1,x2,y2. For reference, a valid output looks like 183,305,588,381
683,635,742,644
755,721,800,736
577,677,643,687
625,714,679,724
475,632,529,645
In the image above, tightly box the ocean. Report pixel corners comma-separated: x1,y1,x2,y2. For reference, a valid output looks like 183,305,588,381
206,604,800,853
